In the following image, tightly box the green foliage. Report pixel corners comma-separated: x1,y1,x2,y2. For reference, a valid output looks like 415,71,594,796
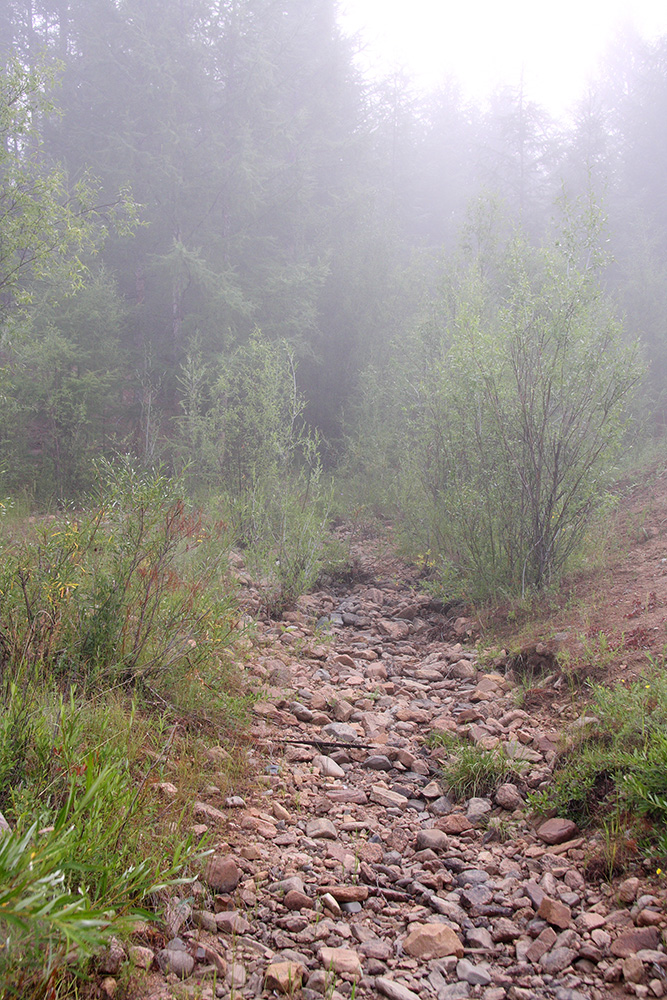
0,460,239,711
439,741,522,800
0,270,130,499
0,686,208,998
0,58,136,311
545,671,667,855
351,199,642,598
175,336,332,613
0,460,252,994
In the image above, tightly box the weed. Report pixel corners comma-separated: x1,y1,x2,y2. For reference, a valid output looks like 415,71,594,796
0,461,246,995
424,730,461,751
440,743,522,800
545,669,667,856
525,788,553,817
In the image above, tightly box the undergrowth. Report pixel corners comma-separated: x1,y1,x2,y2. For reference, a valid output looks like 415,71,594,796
0,460,249,997
541,666,667,862
432,734,524,799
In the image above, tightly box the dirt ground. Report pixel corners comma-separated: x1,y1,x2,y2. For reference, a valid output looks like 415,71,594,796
477,463,667,688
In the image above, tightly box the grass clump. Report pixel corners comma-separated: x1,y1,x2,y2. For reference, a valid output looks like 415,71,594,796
546,668,667,859
439,740,522,800
0,460,249,997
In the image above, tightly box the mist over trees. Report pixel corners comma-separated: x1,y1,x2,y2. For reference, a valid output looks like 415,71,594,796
0,1,665,593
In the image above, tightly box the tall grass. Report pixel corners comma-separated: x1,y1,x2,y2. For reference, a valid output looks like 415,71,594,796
0,460,247,997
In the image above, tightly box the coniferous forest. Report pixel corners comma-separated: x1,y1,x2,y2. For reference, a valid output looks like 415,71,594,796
1,0,666,599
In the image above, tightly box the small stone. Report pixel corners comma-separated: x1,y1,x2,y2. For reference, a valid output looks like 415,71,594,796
456,958,491,985
128,946,154,970
203,855,240,893
363,755,393,771
306,817,337,839
313,754,346,778
415,829,449,851
215,910,251,935
466,797,492,823
322,723,359,742
403,923,464,959
436,813,473,834
619,877,640,903
272,801,291,822
623,955,645,984
536,817,577,844
525,927,557,964
165,898,191,938
270,876,305,895
491,918,522,943
611,927,660,957
100,978,116,999
264,960,305,994
430,795,454,816
319,885,369,903
537,896,572,929
320,892,342,916
192,909,217,933
359,939,392,960
494,783,524,810
465,926,495,951
193,800,227,825
319,946,362,980
97,937,126,975
156,781,178,800
227,962,247,988
370,785,409,809
156,948,194,978
637,908,662,926
422,780,443,798
284,889,314,910
539,946,577,974
376,977,421,1000
225,795,246,808
649,979,664,997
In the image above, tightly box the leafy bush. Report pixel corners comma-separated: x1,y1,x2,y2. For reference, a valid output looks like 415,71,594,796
0,460,249,993
350,199,643,598
175,335,332,613
0,459,238,704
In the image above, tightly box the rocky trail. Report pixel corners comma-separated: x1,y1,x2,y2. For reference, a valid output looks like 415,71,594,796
119,494,667,1000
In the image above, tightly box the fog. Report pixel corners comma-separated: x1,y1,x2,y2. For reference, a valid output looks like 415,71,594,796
0,0,666,501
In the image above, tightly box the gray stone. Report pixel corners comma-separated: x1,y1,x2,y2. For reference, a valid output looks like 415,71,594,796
430,796,454,816
494,783,524,810
456,958,491,985
98,937,126,975
415,829,449,851
375,977,421,1000
204,855,240,893
322,723,359,742
539,946,577,973
290,702,314,722
456,868,489,887
438,985,470,1000
466,797,492,823
269,875,306,895
363,755,394,771
536,817,577,844
465,926,495,951
157,947,194,979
